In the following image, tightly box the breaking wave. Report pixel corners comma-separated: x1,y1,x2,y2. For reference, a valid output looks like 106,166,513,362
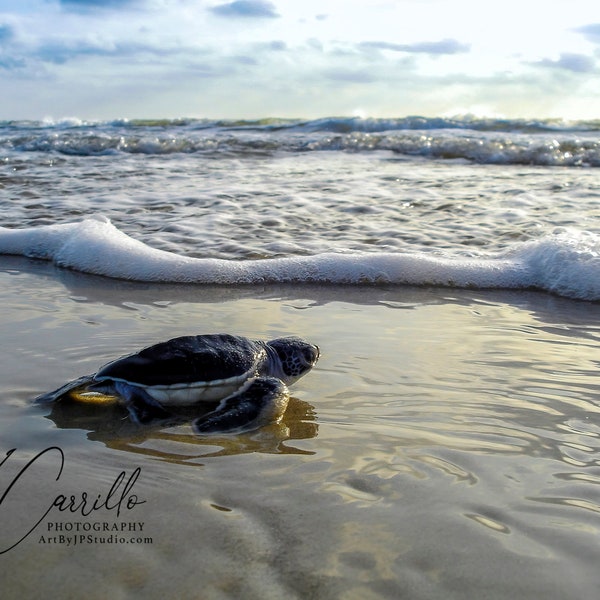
1,116,599,166
1,217,599,301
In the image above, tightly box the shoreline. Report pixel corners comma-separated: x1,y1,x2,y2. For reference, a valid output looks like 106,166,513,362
2,257,600,599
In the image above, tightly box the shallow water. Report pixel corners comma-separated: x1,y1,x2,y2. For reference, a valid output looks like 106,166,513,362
2,259,600,599
2,118,600,263
3,149,600,259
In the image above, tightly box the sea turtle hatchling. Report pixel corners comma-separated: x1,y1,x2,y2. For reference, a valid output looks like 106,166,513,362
35,333,320,434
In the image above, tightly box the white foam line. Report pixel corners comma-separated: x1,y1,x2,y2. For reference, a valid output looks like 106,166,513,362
0,217,526,284
1,217,599,300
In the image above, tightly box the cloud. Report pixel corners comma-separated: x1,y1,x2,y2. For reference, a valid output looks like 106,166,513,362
360,39,470,55
0,24,15,44
534,53,596,73
0,56,25,71
323,68,376,84
0,24,24,71
33,38,162,65
232,54,258,65
209,1,279,19
59,0,143,9
267,40,286,51
574,23,600,43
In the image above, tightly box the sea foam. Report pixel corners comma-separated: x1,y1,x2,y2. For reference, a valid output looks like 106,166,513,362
0,217,599,301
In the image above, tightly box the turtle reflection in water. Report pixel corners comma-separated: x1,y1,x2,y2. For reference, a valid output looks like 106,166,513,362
35,334,320,434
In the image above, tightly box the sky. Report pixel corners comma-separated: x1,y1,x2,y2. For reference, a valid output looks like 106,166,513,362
1,0,600,120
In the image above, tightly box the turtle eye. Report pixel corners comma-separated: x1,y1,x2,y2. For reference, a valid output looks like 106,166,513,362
303,345,319,364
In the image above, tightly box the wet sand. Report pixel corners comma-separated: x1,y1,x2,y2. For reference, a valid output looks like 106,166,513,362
2,256,600,599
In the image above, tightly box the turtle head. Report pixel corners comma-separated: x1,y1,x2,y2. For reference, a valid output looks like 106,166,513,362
267,337,320,384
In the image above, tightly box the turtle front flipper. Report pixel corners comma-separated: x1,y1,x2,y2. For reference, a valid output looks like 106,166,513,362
112,381,172,424
193,377,289,435
34,375,96,404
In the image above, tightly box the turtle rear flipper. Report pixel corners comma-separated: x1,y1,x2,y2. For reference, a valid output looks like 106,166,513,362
193,377,289,435
34,375,96,404
112,381,172,424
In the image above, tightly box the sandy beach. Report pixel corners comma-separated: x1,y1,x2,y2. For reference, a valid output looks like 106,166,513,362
2,256,600,599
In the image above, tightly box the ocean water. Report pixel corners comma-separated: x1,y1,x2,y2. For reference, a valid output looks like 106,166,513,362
2,117,600,599
1,116,600,298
